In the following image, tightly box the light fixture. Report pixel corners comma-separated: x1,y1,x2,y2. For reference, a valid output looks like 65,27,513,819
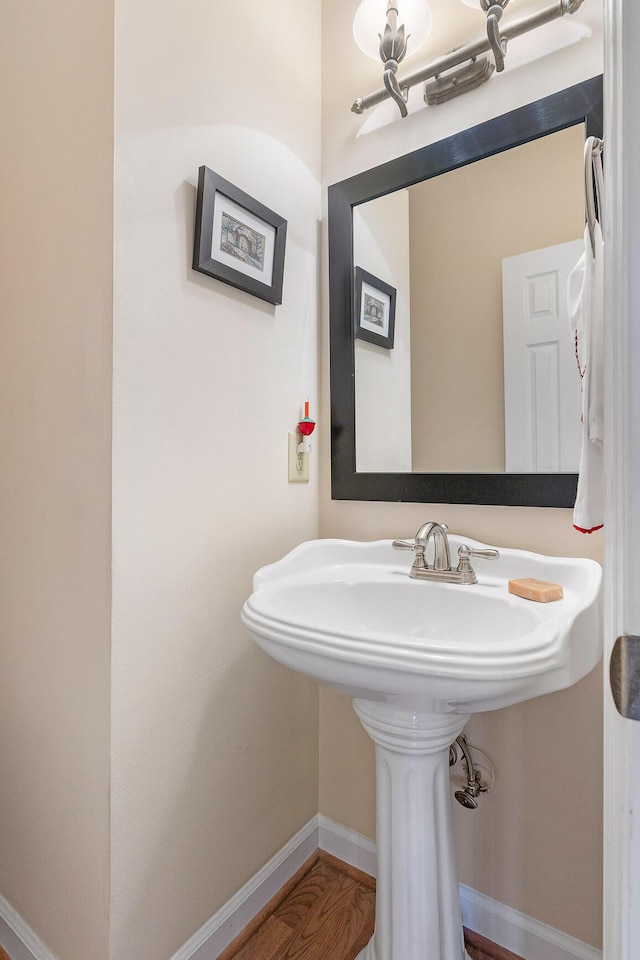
352,0,588,118
353,0,433,60
353,0,433,117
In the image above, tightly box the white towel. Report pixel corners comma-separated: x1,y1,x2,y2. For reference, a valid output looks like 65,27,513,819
567,222,604,533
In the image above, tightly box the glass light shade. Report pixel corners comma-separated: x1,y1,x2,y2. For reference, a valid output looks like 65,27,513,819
458,0,483,8
353,0,433,60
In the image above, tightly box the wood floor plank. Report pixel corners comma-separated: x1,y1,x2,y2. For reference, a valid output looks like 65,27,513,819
317,850,376,892
464,927,525,960
272,871,375,960
215,853,321,960
0,860,518,960
339,881,376,958
230,917,294,960
273,860,344,931
217,851,521,960
466,945,495,960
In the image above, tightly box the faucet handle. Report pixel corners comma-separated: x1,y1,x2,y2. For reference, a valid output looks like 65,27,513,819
393,537,430,570
392,539,417,551
460,546,499,561
455,544,499,584
456,544,499,575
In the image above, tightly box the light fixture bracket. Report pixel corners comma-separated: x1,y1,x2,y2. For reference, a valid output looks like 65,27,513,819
379,1,411,117
423,55,495,106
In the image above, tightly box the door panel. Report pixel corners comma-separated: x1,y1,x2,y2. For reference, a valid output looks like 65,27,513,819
502,240,583,472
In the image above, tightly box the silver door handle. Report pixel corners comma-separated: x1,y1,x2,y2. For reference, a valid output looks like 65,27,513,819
610,635,640,721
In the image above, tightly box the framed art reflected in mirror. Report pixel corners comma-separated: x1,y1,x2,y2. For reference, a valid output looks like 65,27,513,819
355,267,397,350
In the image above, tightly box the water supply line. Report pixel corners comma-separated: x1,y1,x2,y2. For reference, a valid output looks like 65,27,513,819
449,733,495,809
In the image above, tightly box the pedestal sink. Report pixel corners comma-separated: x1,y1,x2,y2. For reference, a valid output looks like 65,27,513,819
241,534,602,960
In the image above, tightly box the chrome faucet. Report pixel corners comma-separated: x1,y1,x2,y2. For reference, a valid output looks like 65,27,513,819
413,521,451,573
393,522,499,584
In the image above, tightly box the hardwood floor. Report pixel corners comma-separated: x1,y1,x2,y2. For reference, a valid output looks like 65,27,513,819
217,851,524,960
0,857,524,960
217,852,375,960
464,927,525,960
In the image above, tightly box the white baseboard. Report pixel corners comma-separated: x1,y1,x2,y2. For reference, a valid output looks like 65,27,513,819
0,893,58,960
170,815,376,960
317,814,377,879
459,884,602,960
170,816,319,960
0,817,603,960
171,815,602,960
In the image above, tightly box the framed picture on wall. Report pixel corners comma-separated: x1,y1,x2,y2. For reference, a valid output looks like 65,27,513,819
354,267,396,350
193,167,287,305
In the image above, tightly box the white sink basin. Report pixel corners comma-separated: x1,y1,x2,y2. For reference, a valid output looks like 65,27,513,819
242,535,602,712
242,534,602,960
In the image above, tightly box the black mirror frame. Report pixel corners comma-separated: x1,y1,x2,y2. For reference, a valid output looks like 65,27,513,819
328,76,603,507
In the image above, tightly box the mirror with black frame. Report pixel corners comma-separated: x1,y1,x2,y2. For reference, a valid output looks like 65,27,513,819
328,76,603,507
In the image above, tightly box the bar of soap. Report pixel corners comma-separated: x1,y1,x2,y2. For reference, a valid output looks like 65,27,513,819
508,577,563,602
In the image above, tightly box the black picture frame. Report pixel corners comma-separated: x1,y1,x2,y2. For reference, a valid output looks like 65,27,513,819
328,76,603,508
193,167,287,305
354,267,396,350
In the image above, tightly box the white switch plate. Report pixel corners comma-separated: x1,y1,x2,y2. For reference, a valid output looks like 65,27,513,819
288,432,309,482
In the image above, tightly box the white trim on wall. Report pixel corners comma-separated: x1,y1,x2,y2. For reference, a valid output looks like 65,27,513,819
173,816,601,960
169,817,318,960
0,893,58,960
602,3,640,960
0,817,602,960
459,885,601,960
317,814,377,878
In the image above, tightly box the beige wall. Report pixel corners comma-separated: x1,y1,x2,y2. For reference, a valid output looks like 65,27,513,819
321,0,604,948
0,1,606,958
409,125,584,472
110,1,322,958
0,4,114,960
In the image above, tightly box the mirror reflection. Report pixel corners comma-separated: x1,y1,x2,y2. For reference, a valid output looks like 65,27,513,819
354,124,585,474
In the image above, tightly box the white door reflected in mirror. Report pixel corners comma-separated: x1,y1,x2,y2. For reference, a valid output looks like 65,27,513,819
502,239,584,472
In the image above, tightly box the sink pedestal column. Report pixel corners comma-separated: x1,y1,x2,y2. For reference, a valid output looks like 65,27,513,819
353,700,471,960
